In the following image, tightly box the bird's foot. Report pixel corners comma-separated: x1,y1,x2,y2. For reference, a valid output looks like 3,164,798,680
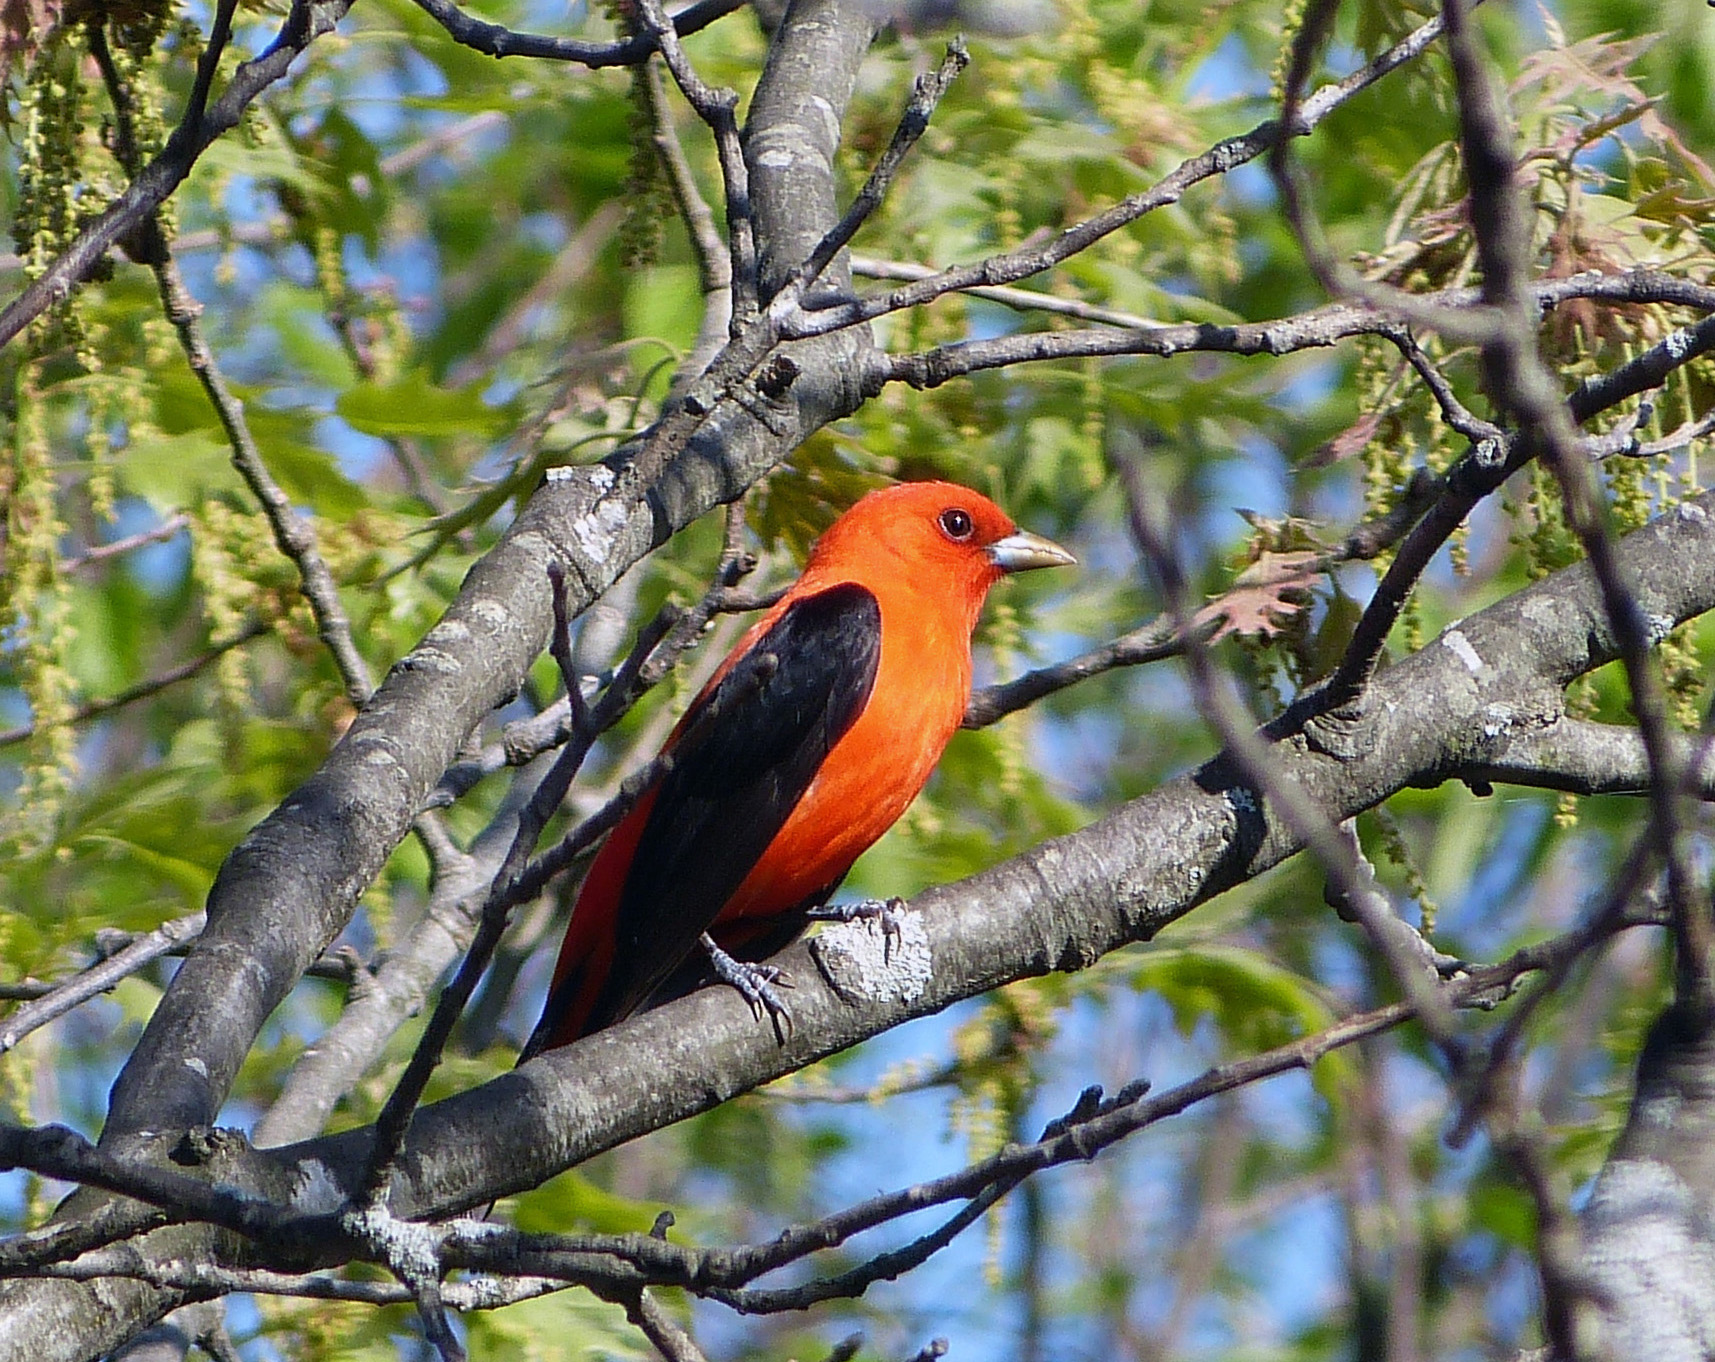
808,897,907,962
700,933,794,1042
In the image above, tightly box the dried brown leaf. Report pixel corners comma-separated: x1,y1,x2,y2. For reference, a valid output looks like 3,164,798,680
1195,550,1324,643
1310,409,1384,467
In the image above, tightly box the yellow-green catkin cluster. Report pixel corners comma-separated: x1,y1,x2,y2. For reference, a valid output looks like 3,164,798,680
106,7,173,173
312,224,406,386
1415,347,1467,576
946,988,1044,1286
1369,807,1440,938
984,597,1029,799
1664,376,1710,730
5,12,183,850
619,66,671,270
190,498,266,718
1605,389,1709,733
1269,0,1309,102
1354,343,1426,651
14,29,87,352
78,369,120,523
592,0,670,271
3,374,78,852
0,1034,53,1227
1519,461,1579,583
1604,443,1653,538
5,27,97,846
1602,429,1704,720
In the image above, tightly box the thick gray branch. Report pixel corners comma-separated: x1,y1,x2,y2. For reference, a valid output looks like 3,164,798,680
10,493,1715,1362
284,492,1715,1212
1461,718,1715,799
98,0,879,1152
1582,1005,1715,1358
0,2,883,1352
741,0,877,299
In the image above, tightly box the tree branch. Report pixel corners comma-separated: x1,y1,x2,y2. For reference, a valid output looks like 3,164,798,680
0,0,356,350
779,4,1451,341
260,489,1715,1227
0,913,205,1055
9,493,1715,1356
0,621,268,749
407,0,743,67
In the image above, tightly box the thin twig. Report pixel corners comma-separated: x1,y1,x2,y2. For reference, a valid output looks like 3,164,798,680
152,257,376,706
1320,300,1715,704
1632,409,1715,460
0,0,357,348
505,628,777,907
1454,844,1658,1145
0,920,1616,1307
660,924,1623,1311
62,515,191,572
882,272,1715,392
1433,7,1657,1348
1267,0,1364,303
851,254,1166,329
101,32,462,875
380,110,508,176
0,1124,300,1243
1568,309,1715,422
13,1251,563,1310
625,1289,709,1362
963,615,1192,728
964,474,1437,728
1446,0,1710,1022
0,912,206,1054
793,41,969,299
94,30,376,706
1265,0,1529,354
0,619,270,748
1316,304,1715,708
408,0,743,67
357,504,763,1193
407,1272,464,1362
1380,325,1501,442
0,1202,168,1274
182,0,237,132
639,58,730,297
358,564,601,1205
431,517,761,806
1121,461,1461,1047
782,5,1453,342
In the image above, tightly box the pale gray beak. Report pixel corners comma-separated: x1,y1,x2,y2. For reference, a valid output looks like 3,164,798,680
988,529,1076,574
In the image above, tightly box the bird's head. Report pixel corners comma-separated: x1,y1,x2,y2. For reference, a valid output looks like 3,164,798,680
807,481,1075,605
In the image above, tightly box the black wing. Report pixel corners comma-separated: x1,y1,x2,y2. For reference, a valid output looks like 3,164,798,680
580,582,882,1033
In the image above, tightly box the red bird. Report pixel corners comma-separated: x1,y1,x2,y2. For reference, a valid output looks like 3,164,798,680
522,481,1073,1056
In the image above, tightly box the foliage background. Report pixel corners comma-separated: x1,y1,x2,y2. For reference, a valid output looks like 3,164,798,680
3,0,1715,1357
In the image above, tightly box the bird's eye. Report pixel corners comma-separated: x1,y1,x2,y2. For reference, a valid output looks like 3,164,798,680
939,507,974,541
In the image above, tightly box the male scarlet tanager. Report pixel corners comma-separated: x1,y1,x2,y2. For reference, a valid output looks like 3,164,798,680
521,481,1074,1057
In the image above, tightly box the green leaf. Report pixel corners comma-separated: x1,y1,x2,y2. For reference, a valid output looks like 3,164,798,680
510,1170,665,1236
73,834,215,908
336,370,516,439
621,263,702,356
119,429,232,510
1126,943,1353,1100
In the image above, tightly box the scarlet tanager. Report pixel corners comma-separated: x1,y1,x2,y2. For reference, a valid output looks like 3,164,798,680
522,481,1073,1056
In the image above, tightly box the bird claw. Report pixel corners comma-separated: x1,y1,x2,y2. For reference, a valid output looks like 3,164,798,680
809,897,907,962
700,933,795,1042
